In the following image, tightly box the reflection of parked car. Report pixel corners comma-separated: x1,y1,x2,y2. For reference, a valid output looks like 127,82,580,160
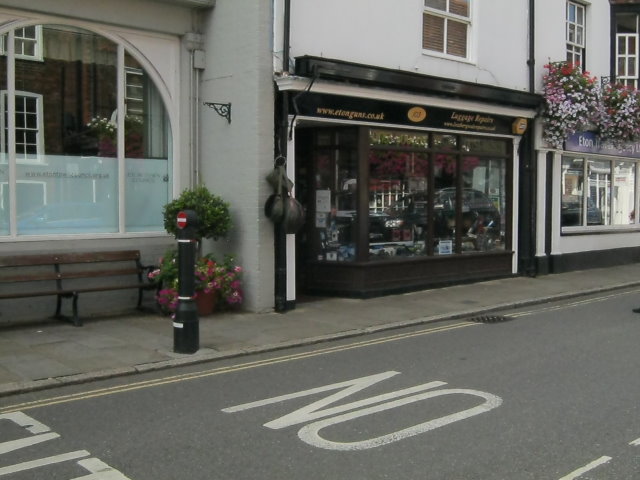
375,188,501,241
561,195,603,226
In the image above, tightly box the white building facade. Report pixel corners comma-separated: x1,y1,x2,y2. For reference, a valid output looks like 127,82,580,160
2,0,640,323
0,0,278,322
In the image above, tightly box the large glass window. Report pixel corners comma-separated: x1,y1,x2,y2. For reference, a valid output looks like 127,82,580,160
562,156,637,228
423,0,471,59
301,128,509,264
0,25,171,237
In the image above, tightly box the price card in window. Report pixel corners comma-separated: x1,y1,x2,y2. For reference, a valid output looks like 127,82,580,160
438,240,453,255
316,189,331,213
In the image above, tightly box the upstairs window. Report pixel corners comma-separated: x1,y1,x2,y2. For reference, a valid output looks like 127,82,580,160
566,1,585,67
423,0,471,59
615,13,639,88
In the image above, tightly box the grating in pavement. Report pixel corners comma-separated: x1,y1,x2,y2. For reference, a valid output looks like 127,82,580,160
469,314,513,324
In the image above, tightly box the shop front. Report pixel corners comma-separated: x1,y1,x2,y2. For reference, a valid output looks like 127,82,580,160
280,61,539,297
540,131,640,273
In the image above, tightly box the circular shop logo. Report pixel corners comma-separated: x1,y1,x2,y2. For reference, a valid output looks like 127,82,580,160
408,106,427,123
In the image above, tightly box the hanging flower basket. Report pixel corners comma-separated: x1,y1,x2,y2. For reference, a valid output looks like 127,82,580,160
541,62,600,149
598,82,640,147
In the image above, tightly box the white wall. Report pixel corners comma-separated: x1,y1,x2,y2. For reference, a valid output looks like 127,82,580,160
534,0,612,92
281,0,531,91
199,0,276,312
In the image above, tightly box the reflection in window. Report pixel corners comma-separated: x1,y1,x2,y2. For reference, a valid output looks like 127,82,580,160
613,161,635,225
588,160,610,226
0,24,171,236
1,26,43,60
1,92,43,160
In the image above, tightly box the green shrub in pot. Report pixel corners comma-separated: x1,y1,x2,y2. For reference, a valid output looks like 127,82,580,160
162,185,232,240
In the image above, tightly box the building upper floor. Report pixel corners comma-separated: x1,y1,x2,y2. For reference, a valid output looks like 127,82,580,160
273,0,640,96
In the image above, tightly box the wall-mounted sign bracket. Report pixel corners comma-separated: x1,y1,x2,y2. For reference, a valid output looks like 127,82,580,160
204,102,231,124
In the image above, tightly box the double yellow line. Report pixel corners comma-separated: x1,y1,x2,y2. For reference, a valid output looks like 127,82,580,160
0,321,476,414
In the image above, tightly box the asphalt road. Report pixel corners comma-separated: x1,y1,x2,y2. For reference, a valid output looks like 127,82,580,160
2,288,640,479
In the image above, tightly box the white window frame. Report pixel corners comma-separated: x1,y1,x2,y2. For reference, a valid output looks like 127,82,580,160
566,1,585,67
0,91,45,163
617,33,638,88
422,0,472,61
0,26,43,61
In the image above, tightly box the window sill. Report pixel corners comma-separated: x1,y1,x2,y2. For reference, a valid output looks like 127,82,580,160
421,49,475,65
561,225,640,235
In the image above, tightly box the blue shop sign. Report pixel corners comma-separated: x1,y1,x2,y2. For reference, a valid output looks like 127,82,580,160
565,132,640,158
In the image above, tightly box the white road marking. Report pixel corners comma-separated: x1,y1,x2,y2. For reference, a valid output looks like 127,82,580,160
224,371,502,450
558,456,612,480
72,458,134,480
0,411,51,434
298,387,502,451
630,437,640,446
0,432,60,454
0,411,134,479
0,450,90,476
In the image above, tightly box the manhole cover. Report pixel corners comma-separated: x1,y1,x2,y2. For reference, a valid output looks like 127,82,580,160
469,314,512,324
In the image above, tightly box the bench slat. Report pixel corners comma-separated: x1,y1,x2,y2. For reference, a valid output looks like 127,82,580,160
0,272,61,283
0,250,141,267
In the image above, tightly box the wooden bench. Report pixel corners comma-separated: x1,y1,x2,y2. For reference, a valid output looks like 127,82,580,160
0,250,157,327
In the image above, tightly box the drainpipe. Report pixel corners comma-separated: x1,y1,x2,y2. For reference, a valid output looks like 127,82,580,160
522,0,538,277
274,0,291,312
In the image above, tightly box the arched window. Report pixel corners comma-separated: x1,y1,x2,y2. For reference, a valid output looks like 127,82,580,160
0,24,172,236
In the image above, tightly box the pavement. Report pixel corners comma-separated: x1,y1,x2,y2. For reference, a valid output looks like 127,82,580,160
2,263,640,398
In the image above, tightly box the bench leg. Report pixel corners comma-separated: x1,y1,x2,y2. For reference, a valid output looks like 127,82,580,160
55,295,63,318
72,293,82,327
137,287,143,309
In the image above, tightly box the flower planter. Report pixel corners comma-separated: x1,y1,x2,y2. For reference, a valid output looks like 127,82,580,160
195,290,218,316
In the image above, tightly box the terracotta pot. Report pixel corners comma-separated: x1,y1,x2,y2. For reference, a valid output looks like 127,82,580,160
195,290,218,316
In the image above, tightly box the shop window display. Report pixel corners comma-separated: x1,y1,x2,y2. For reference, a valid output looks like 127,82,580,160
301,127,509,264
561,155,637,228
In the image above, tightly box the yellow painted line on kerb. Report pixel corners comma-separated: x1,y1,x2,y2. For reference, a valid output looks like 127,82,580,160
0,321,477,414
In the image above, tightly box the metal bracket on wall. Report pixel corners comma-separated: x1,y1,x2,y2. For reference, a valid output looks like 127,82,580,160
204,102,231,124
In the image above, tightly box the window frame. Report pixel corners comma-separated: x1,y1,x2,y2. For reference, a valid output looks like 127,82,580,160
422,0,472,61
560,153,640,233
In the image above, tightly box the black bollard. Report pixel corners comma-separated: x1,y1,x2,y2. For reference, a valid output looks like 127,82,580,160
173,209,199,354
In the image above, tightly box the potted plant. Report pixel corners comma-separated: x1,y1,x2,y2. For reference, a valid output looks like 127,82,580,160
148,248,243,316
162,184,232,240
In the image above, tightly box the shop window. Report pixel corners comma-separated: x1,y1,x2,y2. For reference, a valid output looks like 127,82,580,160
562,156,637,228
0,24,171,237
300,127,509,264
566,1,585,67
423,0,471,59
